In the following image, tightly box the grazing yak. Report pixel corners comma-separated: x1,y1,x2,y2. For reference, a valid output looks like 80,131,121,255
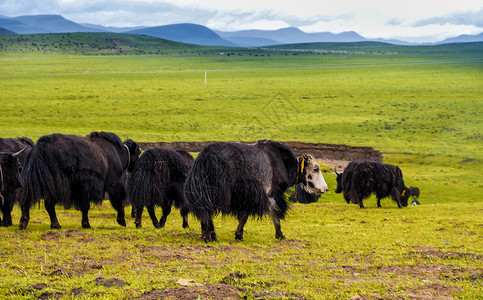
19,132,141,230
409,186,420,205
335,161,410,209
0,137,34,226
127,148,194,229
184,140,328,242
289,184,320,204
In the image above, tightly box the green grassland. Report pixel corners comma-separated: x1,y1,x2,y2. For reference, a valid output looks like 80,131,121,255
0,34,482,299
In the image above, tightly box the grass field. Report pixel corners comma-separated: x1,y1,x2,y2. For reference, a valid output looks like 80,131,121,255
0,36,482,299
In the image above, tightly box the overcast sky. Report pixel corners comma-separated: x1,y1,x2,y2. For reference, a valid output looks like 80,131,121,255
1,0,482,42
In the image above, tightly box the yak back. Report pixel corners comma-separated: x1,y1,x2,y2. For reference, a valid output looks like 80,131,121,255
184,140,297,221
22,132,128,209
127,148,193,208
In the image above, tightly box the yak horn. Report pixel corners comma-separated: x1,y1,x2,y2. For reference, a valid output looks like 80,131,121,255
334,166,339,175
12,146,27,158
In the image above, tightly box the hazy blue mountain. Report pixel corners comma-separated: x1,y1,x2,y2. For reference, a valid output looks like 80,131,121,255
0,16,49,34
0,27,16,34
438,32,483,44
12,15,104,33
81,23,147,33
126,23,237,46
216,27,367,46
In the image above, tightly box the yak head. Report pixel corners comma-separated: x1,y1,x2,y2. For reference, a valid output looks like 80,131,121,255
0,147,27,192
334,167,343,194
124,139,142,172
297,154,328,195
400,187,411,207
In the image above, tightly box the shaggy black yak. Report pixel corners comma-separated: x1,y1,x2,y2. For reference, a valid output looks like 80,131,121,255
19,132,141,229
184,140,328,242
127,148,194,229
335,161,410,208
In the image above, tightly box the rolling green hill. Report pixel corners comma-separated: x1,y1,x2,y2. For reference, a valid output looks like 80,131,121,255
0,32,208,55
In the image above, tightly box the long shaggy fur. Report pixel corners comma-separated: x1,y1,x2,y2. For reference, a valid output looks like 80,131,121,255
127,148,193,228
19,132,138,229
335,161,410,208
183,140,302,242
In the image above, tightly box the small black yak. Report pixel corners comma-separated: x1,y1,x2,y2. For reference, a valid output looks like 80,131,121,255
184,140,328,242
289,184,320,204
0,147,28,226
0,137,34,226
19,132,141,230
335,161,410,208
409,186,420,205
127,148,194,229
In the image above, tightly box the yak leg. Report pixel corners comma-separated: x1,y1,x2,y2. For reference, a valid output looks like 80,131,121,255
45,199,61,229
19,201,30,230
200,220,212,243
180,206,189,229
269,211,285,240
134,205,144,228
146,204,161,228
377,198,382,207
391,188,404,209
159,201,172,228
235,212,249,241
201,218,216,243
208,219,216,241
81,209,91,228
107,183,127,227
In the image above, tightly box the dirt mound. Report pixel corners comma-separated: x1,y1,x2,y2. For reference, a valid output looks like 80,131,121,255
138,141,382,168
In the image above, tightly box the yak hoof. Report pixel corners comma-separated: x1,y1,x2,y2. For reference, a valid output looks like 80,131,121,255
182,223,189,229
51,223,62,229
153,222,161,229
276,234,286,240
117,218,126,227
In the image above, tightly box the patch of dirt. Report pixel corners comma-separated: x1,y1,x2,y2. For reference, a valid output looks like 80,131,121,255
93,277,129,288
138,141,383,165
407,250,482,260
40,229,96,242
135,283,245,300
404,283,459,300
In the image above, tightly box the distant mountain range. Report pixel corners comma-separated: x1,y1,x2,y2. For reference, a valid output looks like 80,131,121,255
0,14,482,47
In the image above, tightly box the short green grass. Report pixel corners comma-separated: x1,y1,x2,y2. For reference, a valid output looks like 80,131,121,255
0,38,482,298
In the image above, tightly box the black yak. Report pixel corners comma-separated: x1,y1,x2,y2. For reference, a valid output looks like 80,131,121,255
409,186,420,205
0,137,34,226
289,184,320,204
127,148,194,229
335,161,410,209
183,140,328,242
0,147,28,226
19,132,141,230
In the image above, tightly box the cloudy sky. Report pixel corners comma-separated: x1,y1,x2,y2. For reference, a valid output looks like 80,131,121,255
1,0,482,42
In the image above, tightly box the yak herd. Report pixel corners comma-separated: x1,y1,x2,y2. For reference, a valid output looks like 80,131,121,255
0,132,418,242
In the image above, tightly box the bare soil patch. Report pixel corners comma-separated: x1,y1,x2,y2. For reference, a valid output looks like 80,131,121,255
138,141,382,167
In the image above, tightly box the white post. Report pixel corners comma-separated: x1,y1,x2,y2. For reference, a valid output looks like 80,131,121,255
204,70,207,86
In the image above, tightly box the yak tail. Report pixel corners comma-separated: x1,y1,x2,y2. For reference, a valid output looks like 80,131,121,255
183,152,228,221
127,159,168,208
21,146,69,208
